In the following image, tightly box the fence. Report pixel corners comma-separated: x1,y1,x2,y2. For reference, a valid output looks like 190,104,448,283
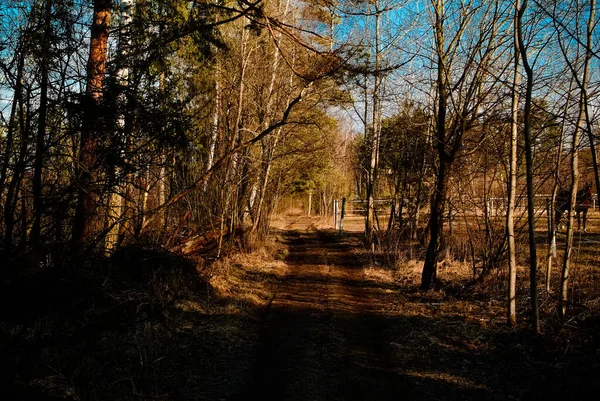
473,194,598,217
334,194,599,221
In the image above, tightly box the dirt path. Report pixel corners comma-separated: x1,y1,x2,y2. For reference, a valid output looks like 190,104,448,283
227,227,487,400
4,218,599,400
230,227,490,401
224,220,599,401
232,229,405,401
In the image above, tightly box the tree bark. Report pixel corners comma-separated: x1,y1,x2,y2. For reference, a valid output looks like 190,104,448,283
0,52,24,221
71,0,111,253
366,6,382,249
31,0,53,250
516,0,540,334
4,72,30,253
582,1,600,231
507,2,520,325
560,0,594,319
106,0,134,252
422,157,450,290
422,0,448,290
547,80,571,293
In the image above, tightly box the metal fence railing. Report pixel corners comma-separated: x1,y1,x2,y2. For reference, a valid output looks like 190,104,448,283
336,194,599,218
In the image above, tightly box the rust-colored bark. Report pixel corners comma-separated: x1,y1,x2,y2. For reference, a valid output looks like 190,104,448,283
71,0,111,253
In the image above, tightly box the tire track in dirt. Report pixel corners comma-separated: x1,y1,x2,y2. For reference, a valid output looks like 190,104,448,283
229,223,595,401
231,229,409,401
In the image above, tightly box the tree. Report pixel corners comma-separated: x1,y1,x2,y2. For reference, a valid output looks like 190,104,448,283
71,0,112,253
421,0,506,290
516,0,542,334
378,103,431,238
507,2,520,325
30,0,52,250
556,0,595,319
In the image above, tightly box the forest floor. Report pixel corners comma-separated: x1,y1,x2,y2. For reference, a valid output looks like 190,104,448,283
2,216,600,400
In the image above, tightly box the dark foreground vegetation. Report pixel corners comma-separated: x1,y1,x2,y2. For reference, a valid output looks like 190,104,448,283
3,0,600,399
2,220,599,400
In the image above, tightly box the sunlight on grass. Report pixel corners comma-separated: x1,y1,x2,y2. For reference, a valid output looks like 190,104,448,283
405,370,488,390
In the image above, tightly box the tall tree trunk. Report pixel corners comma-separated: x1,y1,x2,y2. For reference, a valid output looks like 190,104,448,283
5,82,32,252
547,80,571,292
560,0,594,319
106,0,134,252
71,0,111,253
204,53,221,192
516,0,540,334
422,157,450,290
366,6,382,249
221,22,249,239
31,0,53,250
507,4,520,325
422,0,448,290
582,3,600,227
0,52,24,218
251,0,291,233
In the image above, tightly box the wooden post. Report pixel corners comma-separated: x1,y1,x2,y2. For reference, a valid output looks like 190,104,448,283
334,199,339,229
449,202,454,235
547,198,552,249
339,197,346,236
548,198,556,259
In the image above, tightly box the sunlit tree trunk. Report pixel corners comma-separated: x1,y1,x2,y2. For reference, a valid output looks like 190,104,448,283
507,2,520,326
560,0,594,319
72,0,112,253
547,80,571,293
157,153,167,229
366,6,382,249
516,0,540,334
204,52,221,192
251,0,291,234
221,21,250,239
582,1,600,230
155,69,167,230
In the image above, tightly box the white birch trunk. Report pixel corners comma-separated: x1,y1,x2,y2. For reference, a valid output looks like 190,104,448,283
507,4,520,325
561,0,595,318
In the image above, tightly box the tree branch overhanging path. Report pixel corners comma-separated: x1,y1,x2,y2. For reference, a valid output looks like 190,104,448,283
149,82,314,215
2,2,600,397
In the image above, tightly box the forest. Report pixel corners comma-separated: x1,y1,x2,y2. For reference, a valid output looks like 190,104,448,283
1,0,600,400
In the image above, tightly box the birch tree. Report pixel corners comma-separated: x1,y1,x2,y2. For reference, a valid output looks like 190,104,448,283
556,0,596,319
507,0,521,326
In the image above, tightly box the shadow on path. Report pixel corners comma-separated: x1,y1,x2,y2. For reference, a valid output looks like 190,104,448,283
229,229,599,401
3,226,598,400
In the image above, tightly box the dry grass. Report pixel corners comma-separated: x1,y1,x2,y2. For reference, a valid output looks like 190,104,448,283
2,216,599,400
